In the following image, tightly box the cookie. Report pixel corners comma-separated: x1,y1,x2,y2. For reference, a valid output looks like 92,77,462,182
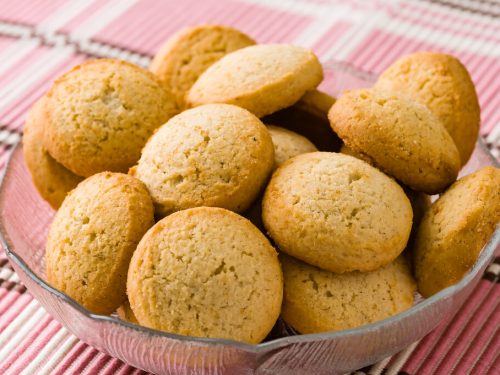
281,254,416,334
267,125,317,169
46,172,154,314
376,52,480,166
127,207,283,344
244,126,317,229
339,144,372,164
186,44,323,117
132,104,274,217
116,300,139,324
23,97,83,209
329,88,460,194
44,59,177,177
262,90,340,153
150,24,255,109
293,89,336,120
413,167,500,297
262,152,413,273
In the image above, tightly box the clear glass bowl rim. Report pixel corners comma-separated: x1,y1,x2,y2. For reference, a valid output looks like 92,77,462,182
1,124,499,355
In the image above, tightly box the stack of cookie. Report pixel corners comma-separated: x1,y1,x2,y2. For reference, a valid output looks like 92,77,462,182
26,24,499,344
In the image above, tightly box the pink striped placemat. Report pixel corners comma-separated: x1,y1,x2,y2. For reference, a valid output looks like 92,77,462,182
0,1,499,374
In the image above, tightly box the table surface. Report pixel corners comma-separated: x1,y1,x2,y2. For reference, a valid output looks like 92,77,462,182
0,0,499,374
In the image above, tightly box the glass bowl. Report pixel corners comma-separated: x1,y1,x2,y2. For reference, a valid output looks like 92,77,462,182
0,63,499,375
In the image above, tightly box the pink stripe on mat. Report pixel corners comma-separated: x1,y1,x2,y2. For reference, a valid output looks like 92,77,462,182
400,1,500,33
312,21,353,57
474,332,500,375
59,0,114,33
0,37,15,55
0,0,68,25
388,8,500,44
0,54,87,130
452,295,500,374
0,47,49,87
0,294,33,330
94,0,312,54
0,315,54,374
419,282,499,374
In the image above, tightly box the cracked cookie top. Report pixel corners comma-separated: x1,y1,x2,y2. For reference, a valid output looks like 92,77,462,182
44,58,177,177
262,152,413,273
45,172,154,314
329,88,460,194
127,207,283,344
131,103,274,217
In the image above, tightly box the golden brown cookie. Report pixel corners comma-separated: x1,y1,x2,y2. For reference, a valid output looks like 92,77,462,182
132,104,274,217
23,97,83,209
281,254,415,334
150,24,255,109
262,152,413,273
413,167,500,297
293,89,336,120
116,300,139,324
46,172,154,314
186,44,323,117
127,207,283,344
262,90,340,153
329,88,460,194
339,144,371,164
376,52,480,166
44,59,177,177
267,125,317,169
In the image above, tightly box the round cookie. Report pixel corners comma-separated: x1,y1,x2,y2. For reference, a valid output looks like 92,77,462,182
46,172,154,314
117,300,139,324
329,88,460,194
23,97,83,209
281,254,416,334
186,44,323,117
150,24,255,109
127,207,283,344
413,166,500,297
376,52,480,166
267,125,317,169
262,152,413,273
44,59,178,177
132,104,274,217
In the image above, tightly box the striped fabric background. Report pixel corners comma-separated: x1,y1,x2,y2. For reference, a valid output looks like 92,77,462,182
0,0,499,374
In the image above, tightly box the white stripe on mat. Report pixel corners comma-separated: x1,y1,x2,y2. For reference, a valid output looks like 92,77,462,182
35,0,100,34
0,39,41,78
18,327,73,375
0,0,97,79
324,11,385,60
368,356,392,375
385,341,420,375
0,129,21,146
70,0,139,41
241,0,351,18
0,302,45,362
0,46,75,113
34,333,79,375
